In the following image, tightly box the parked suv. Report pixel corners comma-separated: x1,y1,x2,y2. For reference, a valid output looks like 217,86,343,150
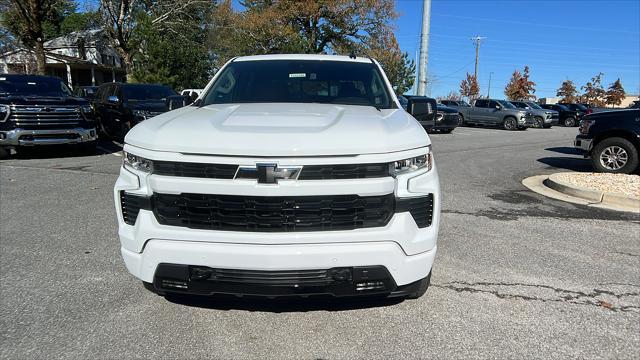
510,100,558,128
575,109,640,173
459,98,533,130
0,74,97,158
114,54,441,299
93,83,178,140
540,103,581,126
560,103,593,117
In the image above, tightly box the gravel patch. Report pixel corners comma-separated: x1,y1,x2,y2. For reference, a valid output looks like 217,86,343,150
555,172,640,198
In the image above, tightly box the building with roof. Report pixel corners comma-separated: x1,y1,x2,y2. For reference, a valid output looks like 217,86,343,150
0,29,126,88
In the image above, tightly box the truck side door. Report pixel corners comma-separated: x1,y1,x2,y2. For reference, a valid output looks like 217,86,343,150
471,99,489,123
487,100,502,125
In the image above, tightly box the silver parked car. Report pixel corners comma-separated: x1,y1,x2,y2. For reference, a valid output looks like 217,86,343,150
459,99,534,130
510,101,558,128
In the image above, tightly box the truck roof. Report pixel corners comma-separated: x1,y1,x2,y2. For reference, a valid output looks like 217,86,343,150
233,54,374,64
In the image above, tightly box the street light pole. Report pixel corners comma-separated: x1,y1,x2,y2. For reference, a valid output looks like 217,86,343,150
416,0,431,96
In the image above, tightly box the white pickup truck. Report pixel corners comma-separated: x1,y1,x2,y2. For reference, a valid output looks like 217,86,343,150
114,54,440,299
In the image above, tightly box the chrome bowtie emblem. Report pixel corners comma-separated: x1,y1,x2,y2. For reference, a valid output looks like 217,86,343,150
235,163,302,184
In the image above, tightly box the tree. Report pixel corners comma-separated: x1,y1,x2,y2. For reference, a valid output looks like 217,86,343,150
605,78,626,107
459,72,479,101
556,80,578,103
444,91,462,101
504,65,536,101
131,1,214,89
581,72,606,107
99,0,141,76
3,0,75,74
362,28,414,94
208,0,397,67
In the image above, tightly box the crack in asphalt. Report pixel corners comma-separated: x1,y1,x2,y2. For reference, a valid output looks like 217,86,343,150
612,251,640,258
433,281,640,312
0,164,119,176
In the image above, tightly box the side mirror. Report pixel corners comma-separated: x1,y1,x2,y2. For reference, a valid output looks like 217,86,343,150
107,95,119,104
407,96,437,124
495,104,501,109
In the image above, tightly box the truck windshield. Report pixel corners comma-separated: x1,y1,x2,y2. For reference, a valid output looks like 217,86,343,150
0,76,73,97
201,60,394,109
498,100,516,109
526,102,543,109
122,85,176,101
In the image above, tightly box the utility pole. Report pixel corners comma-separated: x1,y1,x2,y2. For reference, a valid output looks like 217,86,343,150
471,36,486,79
487,72,493,98
416,0,431,96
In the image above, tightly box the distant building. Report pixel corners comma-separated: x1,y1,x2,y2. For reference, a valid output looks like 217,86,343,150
0,29,126,88
538,95,639,108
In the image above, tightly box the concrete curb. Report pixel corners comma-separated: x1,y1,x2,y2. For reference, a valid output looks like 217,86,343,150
546,173,640,210
522,174,640,213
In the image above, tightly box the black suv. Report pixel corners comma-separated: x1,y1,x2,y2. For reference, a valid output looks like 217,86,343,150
560,103,593,117
0,74,97,158
93,83,182,139
575,109,640,173
540,103,581,126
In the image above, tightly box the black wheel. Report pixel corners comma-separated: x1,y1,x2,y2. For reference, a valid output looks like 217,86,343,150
563,116,576,127
503,116,518,131
0,146,9,159
591,137,639,174
534,116,544,128
457,114,464,126
117,120,132,141
406,271,431,299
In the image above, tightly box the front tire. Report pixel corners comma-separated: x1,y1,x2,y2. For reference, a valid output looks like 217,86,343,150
0,146,9,159
563,116,576,127
406,271,431,299
534,116,544,128
503,116,518,131
591,137,639,174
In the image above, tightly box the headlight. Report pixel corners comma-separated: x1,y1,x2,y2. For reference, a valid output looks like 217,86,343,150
579,119,595,135
133,109,152,119
0,104,9,122
389,150,432,177
123,151,154,173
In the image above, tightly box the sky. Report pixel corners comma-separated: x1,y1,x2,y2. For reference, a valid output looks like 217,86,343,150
395,0,640,98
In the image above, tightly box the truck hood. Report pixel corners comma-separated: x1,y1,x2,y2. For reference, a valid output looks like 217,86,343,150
125,103,429,156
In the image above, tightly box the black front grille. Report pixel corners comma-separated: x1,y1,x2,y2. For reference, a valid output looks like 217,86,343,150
153,193,395,232
120,192,152,225
153,161,237,179
396,194,434,228
298,163,388,180
212,268,333,285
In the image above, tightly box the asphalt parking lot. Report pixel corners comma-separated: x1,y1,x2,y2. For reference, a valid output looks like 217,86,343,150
1,126,638,359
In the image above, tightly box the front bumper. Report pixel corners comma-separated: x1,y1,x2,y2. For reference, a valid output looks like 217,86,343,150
0,127,97,146
574,136,593,154
114,146,441,294
433,114,459,130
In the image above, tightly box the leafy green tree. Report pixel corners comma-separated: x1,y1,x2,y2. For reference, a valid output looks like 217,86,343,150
605,78,626,107
60,11,101,34
2,0,76,74
556,80,578,103
131,1,213,89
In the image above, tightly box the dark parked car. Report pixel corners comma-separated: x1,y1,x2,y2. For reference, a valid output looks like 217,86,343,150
560,103,593,117
431,104,459,133
540,103,581,126
574,109,640,173
93,83,181,139
0,74,97,158
73,86,98,100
